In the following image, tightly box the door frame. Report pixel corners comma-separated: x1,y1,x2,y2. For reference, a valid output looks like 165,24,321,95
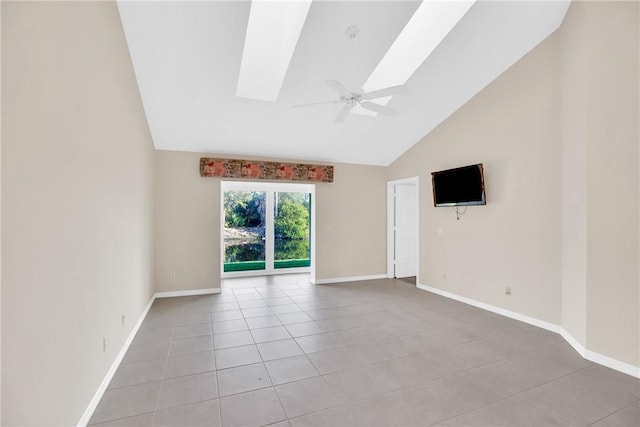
387,177,419,280
220,180,316,281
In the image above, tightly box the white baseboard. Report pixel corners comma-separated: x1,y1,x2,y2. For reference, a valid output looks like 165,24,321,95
416,283,560,333
77,296,155,426
314,274,388,285
154,288,221,298
559,328,585,355
417,283,640,379
78,286,222,425
559,328,640,378
583,348,640,378
575,343,640,378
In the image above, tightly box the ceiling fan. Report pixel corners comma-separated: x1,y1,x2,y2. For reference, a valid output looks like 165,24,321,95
294,80,407,124
293,25,407,124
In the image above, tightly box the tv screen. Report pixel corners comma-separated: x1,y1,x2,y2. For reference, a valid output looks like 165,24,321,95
431,164,486,207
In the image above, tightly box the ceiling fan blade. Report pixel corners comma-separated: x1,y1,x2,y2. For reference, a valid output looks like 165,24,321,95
333,105,352,124
293,100,341,108
326,80,352,97
361,85,407,100
360,101,397,116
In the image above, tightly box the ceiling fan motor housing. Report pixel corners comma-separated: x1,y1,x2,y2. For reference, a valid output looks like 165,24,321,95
345,25,359,39
342,93,362,107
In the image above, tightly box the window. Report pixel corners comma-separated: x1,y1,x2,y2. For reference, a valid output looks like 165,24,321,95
221,181,314,277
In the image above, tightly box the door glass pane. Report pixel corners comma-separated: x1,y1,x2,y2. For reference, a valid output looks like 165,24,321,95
274,192,311,269
223,191,266,272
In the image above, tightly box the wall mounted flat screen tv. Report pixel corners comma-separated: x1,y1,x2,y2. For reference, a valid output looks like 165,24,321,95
431,164,486,207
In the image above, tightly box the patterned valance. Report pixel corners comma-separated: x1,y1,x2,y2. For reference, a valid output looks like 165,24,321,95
200,158,333,183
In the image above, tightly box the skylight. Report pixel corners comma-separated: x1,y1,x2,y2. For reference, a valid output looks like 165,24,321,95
362,0,476,101
236,0,312,102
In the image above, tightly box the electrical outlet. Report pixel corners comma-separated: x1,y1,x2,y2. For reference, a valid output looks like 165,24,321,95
169,272,176,280
505,286,511,296
467,277,473,286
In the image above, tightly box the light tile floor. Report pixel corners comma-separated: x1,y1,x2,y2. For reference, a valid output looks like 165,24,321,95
89,274,640,426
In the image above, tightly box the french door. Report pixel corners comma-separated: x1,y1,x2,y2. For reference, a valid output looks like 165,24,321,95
221,181,314,277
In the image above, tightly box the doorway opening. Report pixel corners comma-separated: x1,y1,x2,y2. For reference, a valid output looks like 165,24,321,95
387,177,419,280
221,181,315,279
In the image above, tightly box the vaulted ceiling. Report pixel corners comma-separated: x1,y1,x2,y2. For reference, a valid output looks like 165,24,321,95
118,1,570,166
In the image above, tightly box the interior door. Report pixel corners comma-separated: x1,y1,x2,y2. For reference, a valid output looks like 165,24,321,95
394,184,417,278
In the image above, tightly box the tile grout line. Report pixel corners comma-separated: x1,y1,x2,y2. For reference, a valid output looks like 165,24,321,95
239,282,292,423
88,411,157,426
586,398,640,426
427,363,595,426
285,343,581,425
263,282,309,423
150,302,180,425
212,300,222,427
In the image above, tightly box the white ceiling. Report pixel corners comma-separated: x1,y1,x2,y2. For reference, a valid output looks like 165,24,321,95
118,0,570,166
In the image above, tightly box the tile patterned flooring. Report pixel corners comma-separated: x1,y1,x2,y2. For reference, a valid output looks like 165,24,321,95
89,274,640,426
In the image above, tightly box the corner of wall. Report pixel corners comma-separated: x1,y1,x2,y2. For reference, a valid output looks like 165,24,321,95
76,296,156,427
559,0,640,369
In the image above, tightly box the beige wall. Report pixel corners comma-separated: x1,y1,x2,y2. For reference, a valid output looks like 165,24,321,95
388,26,563,325
314,161,387,280
579,1,639,366
560,0,640,367
155,151,221,292
388,0,640,368
2,2,155,425
155,150,387,292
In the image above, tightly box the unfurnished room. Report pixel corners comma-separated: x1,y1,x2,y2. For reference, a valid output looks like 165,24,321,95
1,0,639,426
